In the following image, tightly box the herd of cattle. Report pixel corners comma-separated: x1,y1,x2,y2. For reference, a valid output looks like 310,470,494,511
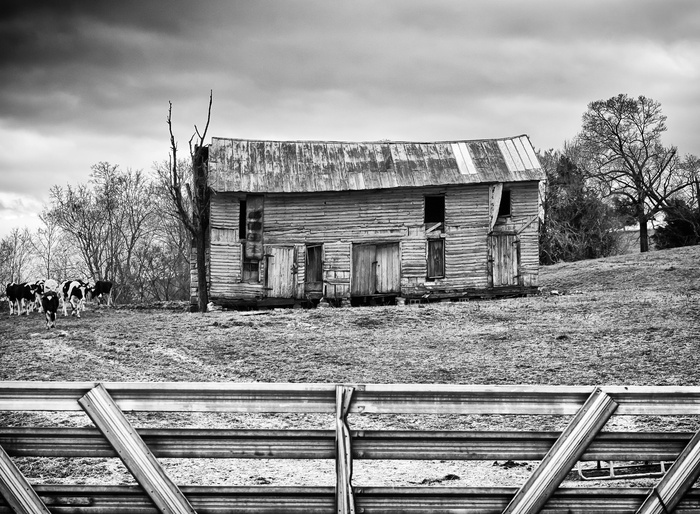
4,279,113,329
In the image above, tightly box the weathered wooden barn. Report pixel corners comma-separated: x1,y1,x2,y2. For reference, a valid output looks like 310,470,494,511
196,135,545,308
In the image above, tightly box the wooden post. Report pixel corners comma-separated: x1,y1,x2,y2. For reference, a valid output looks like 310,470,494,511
503,387,618,514
636,428,700,514
335,385,355,514
0,444,51,514
79,384,197,514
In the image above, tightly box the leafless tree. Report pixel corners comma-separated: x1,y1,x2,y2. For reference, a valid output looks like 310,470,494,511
0,227,34,284
577,94,693,252
165,91,213,312
49,164,158,302
31,209,64,280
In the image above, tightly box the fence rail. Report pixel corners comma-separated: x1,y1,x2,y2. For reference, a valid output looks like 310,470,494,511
1,428,696,461
1,382,700,514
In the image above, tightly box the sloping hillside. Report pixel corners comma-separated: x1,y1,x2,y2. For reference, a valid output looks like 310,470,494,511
540,244,700,294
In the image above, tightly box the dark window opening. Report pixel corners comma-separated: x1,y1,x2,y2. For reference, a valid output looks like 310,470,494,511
242,258,259,282
239,200,247,239
425,196,445,231
427,239,445,279
498,190,512,217
306,244,323,291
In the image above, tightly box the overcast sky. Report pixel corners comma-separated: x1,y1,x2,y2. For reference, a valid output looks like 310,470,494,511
1,0,699,237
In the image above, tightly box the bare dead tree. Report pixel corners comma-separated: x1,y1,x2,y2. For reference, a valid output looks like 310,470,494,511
166,91,213,312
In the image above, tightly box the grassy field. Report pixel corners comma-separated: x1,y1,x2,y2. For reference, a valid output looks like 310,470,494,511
1,245,698,386
1,244,699,488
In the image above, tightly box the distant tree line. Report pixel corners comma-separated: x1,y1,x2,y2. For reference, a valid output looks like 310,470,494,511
0,162,191,304
539,94,699,265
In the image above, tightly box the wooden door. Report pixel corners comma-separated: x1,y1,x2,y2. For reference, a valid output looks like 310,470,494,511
266,246,296,298
375,243,400,293
352,243,400,295
489,234,520,287
352,244,375,296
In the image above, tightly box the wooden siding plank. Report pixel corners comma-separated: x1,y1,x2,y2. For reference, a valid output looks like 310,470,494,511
78,384,197,514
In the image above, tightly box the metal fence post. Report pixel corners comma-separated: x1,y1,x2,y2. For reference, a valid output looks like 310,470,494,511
336,385,356,514
503,387,618,514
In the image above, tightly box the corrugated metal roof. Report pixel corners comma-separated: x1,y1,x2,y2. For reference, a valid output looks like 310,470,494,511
208,135,544,193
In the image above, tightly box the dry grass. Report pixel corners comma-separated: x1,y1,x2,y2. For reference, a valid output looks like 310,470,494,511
1,245,699,488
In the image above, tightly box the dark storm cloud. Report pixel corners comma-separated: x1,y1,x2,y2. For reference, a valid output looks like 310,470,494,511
1,0,699,238
3,0,698,134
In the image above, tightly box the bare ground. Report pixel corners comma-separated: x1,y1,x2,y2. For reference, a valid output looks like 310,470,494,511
1,245,699,489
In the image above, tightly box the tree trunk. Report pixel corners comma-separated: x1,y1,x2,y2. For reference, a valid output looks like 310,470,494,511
639,215,649,253
195,233,208,312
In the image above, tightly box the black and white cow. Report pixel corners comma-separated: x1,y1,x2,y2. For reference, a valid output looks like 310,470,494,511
41,290,60,329
87,280,113,307
5,282,39,316
5,283,19,315
61,279,88,317
31,279,45,312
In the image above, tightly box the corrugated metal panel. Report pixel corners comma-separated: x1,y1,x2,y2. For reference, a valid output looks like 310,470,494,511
209,135,544,193
497,140,518,173
503,139,526,172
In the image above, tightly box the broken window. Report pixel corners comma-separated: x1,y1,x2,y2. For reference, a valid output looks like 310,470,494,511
498,189,512,217
425,195,445,232
242,258,259,283
427,239,445,279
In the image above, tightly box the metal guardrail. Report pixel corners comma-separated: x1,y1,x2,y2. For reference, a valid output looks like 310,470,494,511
1,382,700,514
3,382,700,414
1,428,695,461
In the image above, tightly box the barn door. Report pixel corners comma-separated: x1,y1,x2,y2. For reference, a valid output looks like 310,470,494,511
489,234,520,287
265,246,297,298
352,243,400,295
375,243,400,293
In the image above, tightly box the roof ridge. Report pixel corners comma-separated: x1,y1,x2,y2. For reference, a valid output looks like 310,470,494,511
210,135,530,145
